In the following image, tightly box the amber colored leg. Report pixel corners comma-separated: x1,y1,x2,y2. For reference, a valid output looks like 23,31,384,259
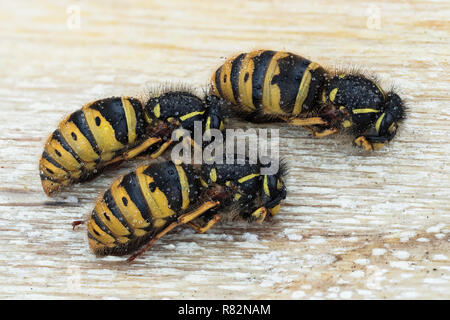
312,128,339,137
188,214,222,233
251,207,268,224
72,220,84,230
279,116,327,126
371,143,386,151
303,126,339,138
105,137,162,166
127,201,220,262
150,140,173,159
354,136,374,151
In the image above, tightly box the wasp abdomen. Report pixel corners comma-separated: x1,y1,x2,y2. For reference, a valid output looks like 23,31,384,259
211,50,326,119
212,50,406,151
87,161,198,256
39,97,150,195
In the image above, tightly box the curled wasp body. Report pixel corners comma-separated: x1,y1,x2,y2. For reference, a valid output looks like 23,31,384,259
211,50,405,151
84,154,287,261
39,91,226,195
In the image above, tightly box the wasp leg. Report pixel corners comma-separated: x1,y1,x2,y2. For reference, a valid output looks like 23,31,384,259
279,116,327,126
127,201,220,262
72,220,84,230
303,126,339,138
312,128,339,138
187,214,222,233
251,207,268,224
105,137,162,166
354,134,394,151
354,122,399,151
354,136,375,151
149,140,173,159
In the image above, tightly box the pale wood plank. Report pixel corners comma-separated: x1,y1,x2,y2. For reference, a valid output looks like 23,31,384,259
0,0,448,299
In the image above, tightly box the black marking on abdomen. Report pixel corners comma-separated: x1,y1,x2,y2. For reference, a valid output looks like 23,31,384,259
91,210,118,241
230,53,245,103
42,151,66,172
271,53,311,113
52,130,83,164
89,98,129,145
128,98,146,138
68,110,101,157
103,189,133,234
251,50,276,108
142,162,182,211
120,172,152,223
215,65,225,99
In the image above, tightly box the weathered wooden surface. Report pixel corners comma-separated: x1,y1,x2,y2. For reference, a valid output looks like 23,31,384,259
0,0,449,299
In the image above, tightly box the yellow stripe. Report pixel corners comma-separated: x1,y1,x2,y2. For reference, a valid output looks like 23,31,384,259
153,103,161,118
263,175,270,196
205,116,211,131
237,173,260,184
96,200,130,239
144,112,152,124
329,88,338,102
292,62,320,115
87,218,115,246
262,51,290,115
45,136,81,172
39,157,69,180
321,90,327,103
211,70,220,96
238,51,263,111
122,97,137,144
175,165,190,210
153,218,167,228
210,168,217,182
150,140,172,159
375,113,386,133
110,177,150,233
219,57,237,105
59,117,99,163
180,110,205,121
372,142,385,151
136,166,175,219
200,177,208,188
83,106,124,160
388,122,397,133
269,204,281,215
277,179,283,190
352,108,380,114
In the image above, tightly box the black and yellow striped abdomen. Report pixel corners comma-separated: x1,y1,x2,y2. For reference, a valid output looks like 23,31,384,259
211,50,405,151
87,161,197,256
39,97,147,195
211,50,326,119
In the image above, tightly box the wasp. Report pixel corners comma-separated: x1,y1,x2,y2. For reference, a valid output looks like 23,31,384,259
39,90,226,195
80,154,287,262
211,50,405,151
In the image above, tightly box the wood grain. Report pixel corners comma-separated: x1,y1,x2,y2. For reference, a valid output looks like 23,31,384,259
0,0,448,299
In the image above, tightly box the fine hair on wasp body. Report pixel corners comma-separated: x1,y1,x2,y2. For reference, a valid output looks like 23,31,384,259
210,49,406,151
39,85,227,196
74,152,287,262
